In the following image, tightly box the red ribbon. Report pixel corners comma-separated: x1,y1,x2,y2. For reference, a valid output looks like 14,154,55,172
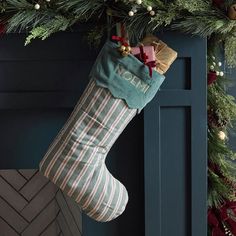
208,202,236,236
208,209,225,236
111,35,129,47
138,45,156,78
208,71,217,85
138,45,148,63
112,36,156,77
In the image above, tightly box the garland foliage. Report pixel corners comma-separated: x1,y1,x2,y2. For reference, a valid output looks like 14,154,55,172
1,0,236,66
1,0,236,234
207,64,236,207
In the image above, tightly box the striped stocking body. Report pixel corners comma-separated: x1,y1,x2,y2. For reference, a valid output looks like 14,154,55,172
39,78,137,222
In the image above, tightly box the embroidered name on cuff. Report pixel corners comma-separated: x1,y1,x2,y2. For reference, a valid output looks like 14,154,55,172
116,64,150,93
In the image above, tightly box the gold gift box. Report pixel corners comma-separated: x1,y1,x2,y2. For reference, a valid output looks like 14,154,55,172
142,35,178,75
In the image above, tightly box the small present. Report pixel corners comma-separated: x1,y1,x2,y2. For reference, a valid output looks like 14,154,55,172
142,35,178,74
131,45,156,77
131,45,156,63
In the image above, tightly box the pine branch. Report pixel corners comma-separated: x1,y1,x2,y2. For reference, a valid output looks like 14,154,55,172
6,10,52,32
208,169,236,208
225,35,236,67
56,0,106,19
174,0,211,13
25,15,74,45
5,0,32,11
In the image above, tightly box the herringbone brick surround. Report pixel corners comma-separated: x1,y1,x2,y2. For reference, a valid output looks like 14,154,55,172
0,169,82,236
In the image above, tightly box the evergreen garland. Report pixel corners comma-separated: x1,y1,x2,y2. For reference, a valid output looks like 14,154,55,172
1,0,236,234
0,0,236,65
207,53,236,233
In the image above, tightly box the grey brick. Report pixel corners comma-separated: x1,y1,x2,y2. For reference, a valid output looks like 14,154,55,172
0,176,28,212
18,170,37,180
0,170,27,191
0,197,28,233
56,212,73,236
21,200,59,236
40,220,60,236
63,191,82,232
20,171,49,201
0,217,19,236
21,181,58,221
56,191,82,236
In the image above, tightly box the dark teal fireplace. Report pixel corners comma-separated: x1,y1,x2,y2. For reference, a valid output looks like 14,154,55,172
0,31,207,236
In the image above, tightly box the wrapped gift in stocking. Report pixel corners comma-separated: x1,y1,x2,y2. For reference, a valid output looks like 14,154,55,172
141,35,178,74
39,39,177,222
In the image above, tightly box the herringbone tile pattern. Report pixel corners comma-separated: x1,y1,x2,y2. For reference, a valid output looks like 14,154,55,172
0,170,82,236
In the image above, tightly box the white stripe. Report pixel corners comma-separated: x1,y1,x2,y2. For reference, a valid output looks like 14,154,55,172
60,93,119,192
95,175,116,221
84,166,110,214
105,180,123,221
75,157,104,207
39,79,95,170
105,107,136,153
70,151,102,199
80,107,129,210
94,175,116,221
106,181,124,222
80,163,108,206
68,102,128,198
87,109,135,219
82,164,108,209
53,90,111,183
94,109,136,221
44,85,103,178
66,98,122,195
43,81,99,177
66,145,98,194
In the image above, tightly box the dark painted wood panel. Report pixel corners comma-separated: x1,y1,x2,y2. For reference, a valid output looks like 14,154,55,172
162,57,191,90
160,107,191,235
0,31,96,169
0,109,71,168
0,31,99,61
0,60,94,92
0,92,81,109
144,32,207,236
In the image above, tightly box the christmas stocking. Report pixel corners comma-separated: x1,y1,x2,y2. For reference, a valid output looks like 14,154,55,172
39,40,172,222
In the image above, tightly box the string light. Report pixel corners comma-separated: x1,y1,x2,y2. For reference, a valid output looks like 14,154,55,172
34,3,40,10
128,10,134,16
150,10,155,16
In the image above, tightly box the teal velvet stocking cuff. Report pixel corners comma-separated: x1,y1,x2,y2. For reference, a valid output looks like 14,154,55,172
89,41,165,113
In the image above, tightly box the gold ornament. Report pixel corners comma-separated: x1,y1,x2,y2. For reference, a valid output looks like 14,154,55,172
119,45,126,52
126,46,131,52
228,4,236,20
117,44,131,57
121,51,129,57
